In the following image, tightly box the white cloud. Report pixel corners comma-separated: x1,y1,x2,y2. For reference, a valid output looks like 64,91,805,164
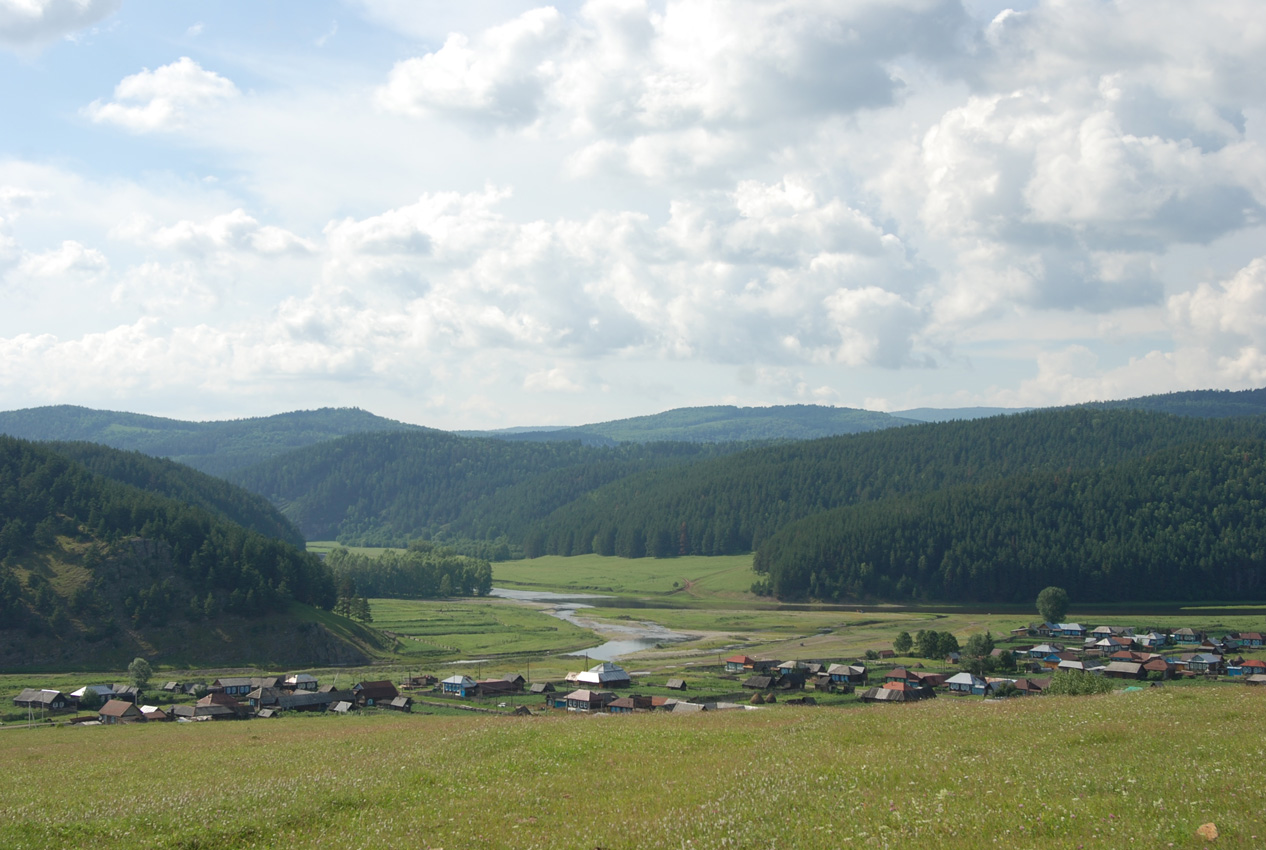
115,209,316,257
377,7,567,125
17,239,107,277
0,0,119,48
524,366,584,393
83,57,240,132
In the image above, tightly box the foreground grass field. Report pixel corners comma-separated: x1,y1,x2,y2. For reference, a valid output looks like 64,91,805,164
1,687,1262,849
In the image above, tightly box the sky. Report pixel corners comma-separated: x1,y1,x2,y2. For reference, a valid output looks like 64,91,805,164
1,0,1265,429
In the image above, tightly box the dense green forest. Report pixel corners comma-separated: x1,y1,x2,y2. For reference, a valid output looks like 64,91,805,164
524,409,1266,558
0,435,335,631
326,541,492,599
229,430,737,545
463,404,914,444
0,405,422,475
1089,387,1266,418
752,437,1266,603
45,441,305,547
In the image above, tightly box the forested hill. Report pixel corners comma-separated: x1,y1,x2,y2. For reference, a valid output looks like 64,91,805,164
0,435,357,668
1087,387,1266,418
0,406,423,476
45,442,305,547
525,409,1266,558
227,430,737,546
752,436,1266,604
461,404,915,445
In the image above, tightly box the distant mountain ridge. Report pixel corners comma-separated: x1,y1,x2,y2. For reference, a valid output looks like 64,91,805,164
460,404,918,445
0,405,425,476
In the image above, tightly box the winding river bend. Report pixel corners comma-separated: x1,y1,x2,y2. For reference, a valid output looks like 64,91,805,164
489,587,690,661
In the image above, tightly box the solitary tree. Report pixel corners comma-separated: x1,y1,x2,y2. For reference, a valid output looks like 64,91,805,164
1036,586,1070,624
128,656,153,689
893,631,913,655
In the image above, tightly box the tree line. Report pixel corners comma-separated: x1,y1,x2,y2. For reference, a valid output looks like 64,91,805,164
751,437,1266,603
325,540,493,599
0,435,336,631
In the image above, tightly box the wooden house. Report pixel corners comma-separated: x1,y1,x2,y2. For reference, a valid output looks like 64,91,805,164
1103,661,1145,680
1186,653,1222,674
724,655,756,673
945,672,987,695
441,675,478,698
284,673,318,691
743,675,775,690
1172,628,1203,645
385,696,413,712
563,689,614,712
666,678,687,691
577,662,631,688
607,695,652,713
139,705,170,722
98,700,145,724
529,682,556,695
277,690,352,713
826,663,867,685
13,689,69,712
353,680,399,706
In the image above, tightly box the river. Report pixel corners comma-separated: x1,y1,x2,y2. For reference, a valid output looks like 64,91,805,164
489,587,691,661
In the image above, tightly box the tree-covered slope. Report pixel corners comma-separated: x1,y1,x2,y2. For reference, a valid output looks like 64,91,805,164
45,441,305,547
526,409,1266,558
752,437,1266,603
1088,387,1266,418
228,430,734,545
0,435,343,666
0,405,424,475
462,403,915,444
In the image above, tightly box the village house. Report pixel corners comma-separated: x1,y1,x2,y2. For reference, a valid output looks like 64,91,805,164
577,662,631,688
353,681,399,707
284,673,318,691
666,678,687,691
1172,628,1203,645
826,663,867,685
385,696,413,712
98,700,145,724
564,689,614,712
13,689,69,713
946,672,988,695
724,654,757,673
607,695,653,713
1185,653,1223,674
441,675,478,698
210,677,279,697
140,705,170,722
1103,661,1146,680
278,690,352,713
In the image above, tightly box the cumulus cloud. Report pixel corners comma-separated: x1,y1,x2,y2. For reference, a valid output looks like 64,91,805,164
320,178,930,368
524,366,585,393
83,57,240,132
17,239,107,277
114,209,315,256
377,0,973,176
0,0,120,48
378,7,567,126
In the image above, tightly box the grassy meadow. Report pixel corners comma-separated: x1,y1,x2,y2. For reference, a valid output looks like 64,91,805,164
369,597,595,659
1,688,1264,849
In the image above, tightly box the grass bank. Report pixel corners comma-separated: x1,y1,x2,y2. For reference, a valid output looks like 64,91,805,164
0,688,1262,848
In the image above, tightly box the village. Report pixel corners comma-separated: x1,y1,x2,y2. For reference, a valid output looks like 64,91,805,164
11,620,1266,724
